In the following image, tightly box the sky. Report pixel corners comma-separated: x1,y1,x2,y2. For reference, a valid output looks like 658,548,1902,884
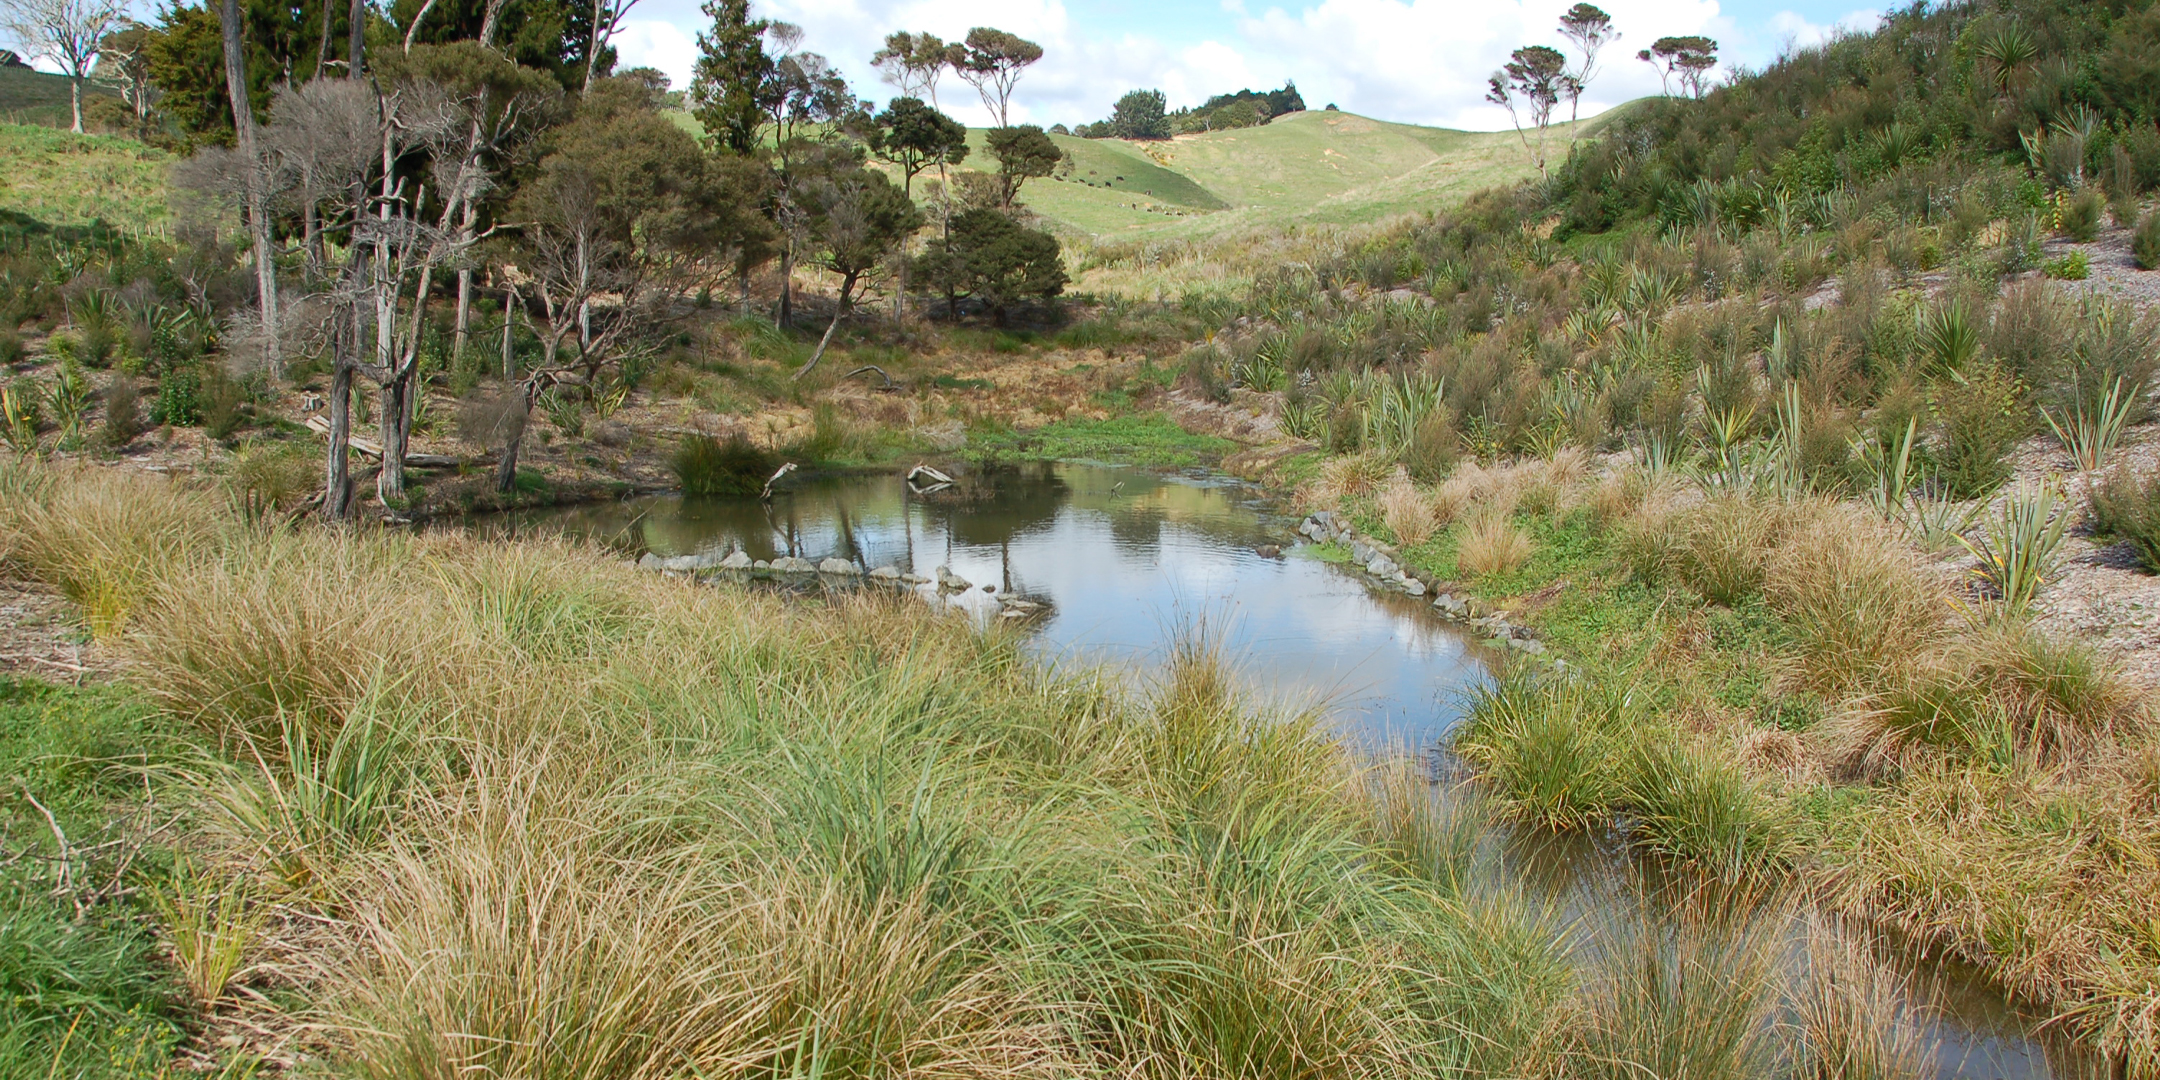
608,0,1886,132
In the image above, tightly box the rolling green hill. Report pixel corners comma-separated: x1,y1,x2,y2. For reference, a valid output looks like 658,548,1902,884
996,108,1631,240
0,64,115,129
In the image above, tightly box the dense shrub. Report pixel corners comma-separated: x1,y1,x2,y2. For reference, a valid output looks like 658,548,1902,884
2090,465,2160,573
2137,211,2160,271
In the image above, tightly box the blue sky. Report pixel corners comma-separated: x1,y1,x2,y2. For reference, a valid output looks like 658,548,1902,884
608,0,1884,130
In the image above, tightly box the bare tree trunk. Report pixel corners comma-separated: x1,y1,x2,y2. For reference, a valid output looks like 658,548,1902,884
494,385,532,492
220,0,281,375
794,279,852,380
347,0,364,73
502,283,518,379
777,240,793,328
324,357,354,519
69,77,82,134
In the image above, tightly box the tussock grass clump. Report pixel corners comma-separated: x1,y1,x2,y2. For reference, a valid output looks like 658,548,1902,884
1455,673,1628,829
1622,737,1792,876
1764,506,1945,695
0,463,220,639
673,430,779,496
1565,903,1785,1080
1377,478,1435,547
1457,511,1532,578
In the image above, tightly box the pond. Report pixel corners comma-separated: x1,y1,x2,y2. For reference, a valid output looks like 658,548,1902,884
475,460,2105,1080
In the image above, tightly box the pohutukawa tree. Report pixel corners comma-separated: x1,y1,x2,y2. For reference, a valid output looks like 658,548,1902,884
1487,44,1568,176
954,26,1040,127
1640,35,1717,99
0,0,123,133
870,29,951,108
1556,3,1617,126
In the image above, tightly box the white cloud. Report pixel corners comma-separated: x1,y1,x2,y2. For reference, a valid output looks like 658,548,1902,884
1239,0,1725,128
614,18,704,89
1763,7,1879,55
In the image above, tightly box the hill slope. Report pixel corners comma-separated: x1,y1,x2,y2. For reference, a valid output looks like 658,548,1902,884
0,65,115,129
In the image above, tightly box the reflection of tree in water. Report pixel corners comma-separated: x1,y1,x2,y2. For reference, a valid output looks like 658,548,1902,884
917,462,1069,546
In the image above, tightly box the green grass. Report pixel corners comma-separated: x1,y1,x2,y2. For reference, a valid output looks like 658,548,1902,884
0,66,115,129
969,411,1237,467
1017,108,1631,240
0,123,172,229
0,676,193,1077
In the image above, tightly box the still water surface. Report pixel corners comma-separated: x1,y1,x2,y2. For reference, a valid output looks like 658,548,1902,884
479,461,2102,1080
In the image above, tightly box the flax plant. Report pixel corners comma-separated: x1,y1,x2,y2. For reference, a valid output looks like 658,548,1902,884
2040,375,2136,473
1958,483,2072,616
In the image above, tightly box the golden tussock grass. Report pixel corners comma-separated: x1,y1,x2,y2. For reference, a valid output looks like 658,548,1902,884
1456,511,1533,578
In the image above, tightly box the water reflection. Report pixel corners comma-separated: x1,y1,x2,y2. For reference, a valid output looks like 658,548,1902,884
479,462,1490,748
473,461,2104,1079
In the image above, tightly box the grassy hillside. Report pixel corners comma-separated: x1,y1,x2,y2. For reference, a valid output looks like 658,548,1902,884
0,65,114,128
0,122,171,228
1009,108,1626,240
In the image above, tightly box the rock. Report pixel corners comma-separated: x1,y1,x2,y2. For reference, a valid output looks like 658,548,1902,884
1403,579,1426,596
936,565,970,590
1508,638,1546,655
718,550,753,570
1002,599,1041,611
1000,609,1027,619
818,557,861,575
1351,542,1375,563
1311,510,1334,529
983,584,996,593
901,572,932,585
1255,544,1282,559
753,560,771,570
1433,593,1469,617
869,565,902,580
637,552,661,570
1366,556,1397,578
770,556,817,573
659,554,706,572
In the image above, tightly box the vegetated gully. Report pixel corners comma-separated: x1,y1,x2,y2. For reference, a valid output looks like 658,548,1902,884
477,461,2096,1079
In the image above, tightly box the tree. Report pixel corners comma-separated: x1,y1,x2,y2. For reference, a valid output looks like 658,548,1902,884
870,96,967,197
1110,88,1168,139
1486,45,1567,177
985,124,1060,205
871,29,948,107
390,0,607,90
954,26,1039,127
217,0,279,369
793,167,923,377
913,208,1065,326
688,0,774,155
0,0,124,133
1556,3,1616,125
498,73,760,488
94,23,155,136
1640,35,1716,99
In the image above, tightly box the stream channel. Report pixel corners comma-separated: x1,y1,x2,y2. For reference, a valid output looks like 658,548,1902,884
475,460,2105,1079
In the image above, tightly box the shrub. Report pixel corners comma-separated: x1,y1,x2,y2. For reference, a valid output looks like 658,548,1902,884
1456,511,1531,577
2136,210,2160,271
2091,465,2160,572
2042,250,2089,280
1930,365,2024,499
200,368,249,440
0,328,21,366
673,432,778,497
99,377,143,450
2059,187,2103,242
150,366,204,427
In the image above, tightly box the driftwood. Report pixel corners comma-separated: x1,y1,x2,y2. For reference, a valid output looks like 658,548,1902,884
304,416,458,467
845,365,900,392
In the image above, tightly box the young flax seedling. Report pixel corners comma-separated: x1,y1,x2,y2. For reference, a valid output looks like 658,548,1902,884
2040,376,2135,474
1958,483,2072,616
